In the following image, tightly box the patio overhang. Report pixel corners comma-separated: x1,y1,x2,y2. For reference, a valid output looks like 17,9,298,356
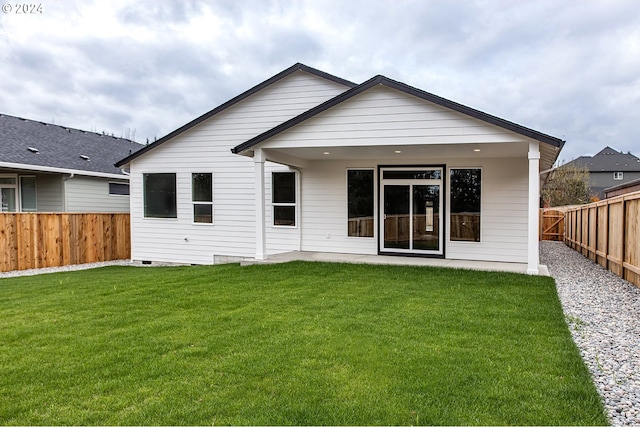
238,139,559,173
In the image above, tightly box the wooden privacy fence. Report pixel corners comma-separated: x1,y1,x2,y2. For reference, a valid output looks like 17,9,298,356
539,208,566,241
0,213,130,273
564,190,640,287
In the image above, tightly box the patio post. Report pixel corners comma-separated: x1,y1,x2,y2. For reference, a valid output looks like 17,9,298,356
254,148,266,260
527,141,540,274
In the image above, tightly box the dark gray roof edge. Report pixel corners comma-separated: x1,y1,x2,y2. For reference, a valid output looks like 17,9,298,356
232,75,565,155
115,63,357,167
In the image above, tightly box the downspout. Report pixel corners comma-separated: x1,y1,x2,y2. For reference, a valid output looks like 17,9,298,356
62,173,75,211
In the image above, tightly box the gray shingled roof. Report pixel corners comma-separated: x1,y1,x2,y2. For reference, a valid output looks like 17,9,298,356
565,146,640,172
1,113,143,177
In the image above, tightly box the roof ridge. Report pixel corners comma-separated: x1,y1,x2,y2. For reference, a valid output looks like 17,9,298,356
116,63,356,167
232,73,565,154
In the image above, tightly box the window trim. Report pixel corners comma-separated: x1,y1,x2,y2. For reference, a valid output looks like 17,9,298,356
346,168,376,238
0,174,18,213
19,175,37,212
613,171,624,180
142,172,177,219
108,181,130,196
448,167,482,243
271,171,298,228
191,172,214,225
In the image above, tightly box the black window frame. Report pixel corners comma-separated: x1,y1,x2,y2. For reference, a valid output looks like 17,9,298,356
143,173,177,219
272,172,296,227
347,169,374,238
449,168,481,242
192,173,213,224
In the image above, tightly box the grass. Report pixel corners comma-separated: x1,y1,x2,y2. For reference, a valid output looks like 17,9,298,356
0,262,607,425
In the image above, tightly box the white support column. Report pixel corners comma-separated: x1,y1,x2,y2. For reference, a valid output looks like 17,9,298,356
527,141,541,274
254,148,266,260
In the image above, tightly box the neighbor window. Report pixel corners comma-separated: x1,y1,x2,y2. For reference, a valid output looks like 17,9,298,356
20,176,37,212
272,172,296,226
109,182,130,196
347,169,374,237
450,168,481,242
192,173,213,223
143,173,177,218
0,176,17,212
613,172,623,180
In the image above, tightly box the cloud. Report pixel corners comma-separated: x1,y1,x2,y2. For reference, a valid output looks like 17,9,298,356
0,0,638,161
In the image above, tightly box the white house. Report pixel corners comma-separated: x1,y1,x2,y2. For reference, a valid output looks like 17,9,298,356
115,63,564,274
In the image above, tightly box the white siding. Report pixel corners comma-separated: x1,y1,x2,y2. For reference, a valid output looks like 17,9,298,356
261,85,527,149
128,71,349,264
445,158,529,263
32,173,63,212
64,176,130,212
297,156,529,263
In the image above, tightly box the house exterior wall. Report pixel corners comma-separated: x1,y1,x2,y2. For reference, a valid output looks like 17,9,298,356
590,171,640,198
259,85,524,149
64,176,130,212
296,156,529,263
33,173,63,212
127,71,349,264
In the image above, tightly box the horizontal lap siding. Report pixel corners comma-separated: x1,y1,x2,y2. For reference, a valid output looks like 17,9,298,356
129,72,348,264
299,157,529,263
64,176,130,213
263,87,520,148
301,160,377,255
446,158,529,262
260,85,531,263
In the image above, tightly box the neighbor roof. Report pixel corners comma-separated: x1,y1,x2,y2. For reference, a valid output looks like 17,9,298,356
232,74,565,155
115,63,357,167
0,113,143,178
563,146,640,172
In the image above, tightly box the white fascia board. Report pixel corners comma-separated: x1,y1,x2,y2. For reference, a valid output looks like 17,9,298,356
0,161,129,180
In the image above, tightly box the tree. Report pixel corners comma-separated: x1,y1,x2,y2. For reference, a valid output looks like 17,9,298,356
542,164,591,207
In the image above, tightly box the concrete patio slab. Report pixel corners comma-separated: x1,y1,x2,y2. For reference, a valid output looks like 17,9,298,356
241,251,550,276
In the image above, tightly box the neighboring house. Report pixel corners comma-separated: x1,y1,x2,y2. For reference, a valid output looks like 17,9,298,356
604,177,640,199
563,146,640,199
116,63,564,274
1,113,143,212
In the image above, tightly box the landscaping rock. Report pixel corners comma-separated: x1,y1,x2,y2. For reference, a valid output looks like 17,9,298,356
541,241,640,427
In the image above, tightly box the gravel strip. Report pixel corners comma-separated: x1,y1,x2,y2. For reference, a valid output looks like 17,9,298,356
541,241,640,427
0,260,182,279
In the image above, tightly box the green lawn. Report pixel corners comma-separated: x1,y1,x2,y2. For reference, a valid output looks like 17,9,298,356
0,262,607,425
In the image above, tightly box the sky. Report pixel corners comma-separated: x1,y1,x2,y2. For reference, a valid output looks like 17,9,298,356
1,0,639,163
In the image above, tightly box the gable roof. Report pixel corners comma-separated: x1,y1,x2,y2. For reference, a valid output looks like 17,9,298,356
564,146,640,172
232,75,565,155
115,63,357,167
0,113,143,178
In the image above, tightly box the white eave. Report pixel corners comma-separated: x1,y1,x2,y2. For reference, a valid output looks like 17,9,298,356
0,161,129,180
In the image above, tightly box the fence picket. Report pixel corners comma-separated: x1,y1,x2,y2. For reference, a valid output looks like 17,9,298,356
0,213,130,273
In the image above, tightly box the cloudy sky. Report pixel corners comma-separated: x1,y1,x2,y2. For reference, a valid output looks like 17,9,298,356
1,0,638,162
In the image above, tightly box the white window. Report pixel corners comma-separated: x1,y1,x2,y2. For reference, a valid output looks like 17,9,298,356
0,175,17,212
272,172,296,226
613,172,624,180
192,173,213,224
19,176,37,212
